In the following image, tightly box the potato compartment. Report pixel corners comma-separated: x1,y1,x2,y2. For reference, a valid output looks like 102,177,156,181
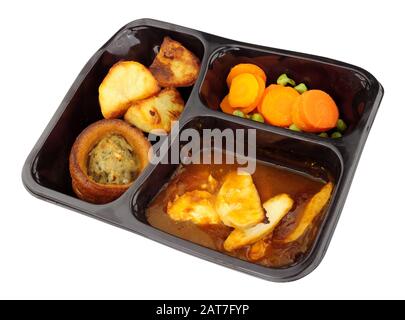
30,25,205,198
200,46,381,136
131,116,343,268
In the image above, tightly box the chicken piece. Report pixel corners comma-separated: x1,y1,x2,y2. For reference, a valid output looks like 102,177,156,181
150,37,200,87
223,194,294,251
247,239,269,261
283,182,333,243
99,61,160,119
124,87,184,133
167,190,221,224
215,171,264,229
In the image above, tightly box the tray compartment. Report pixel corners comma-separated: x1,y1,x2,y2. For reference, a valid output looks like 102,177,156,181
200,46,381,136
131,116,343,279
29,24,205,198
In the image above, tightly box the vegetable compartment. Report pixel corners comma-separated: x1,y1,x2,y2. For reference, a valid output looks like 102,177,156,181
200,46,381,136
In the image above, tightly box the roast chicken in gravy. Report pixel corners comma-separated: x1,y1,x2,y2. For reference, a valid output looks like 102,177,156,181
147,156,333,268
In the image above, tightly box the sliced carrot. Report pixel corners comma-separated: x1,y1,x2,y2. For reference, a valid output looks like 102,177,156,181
300,90,339,132
239,74,265,114
292,96,316,132
227,74,265,114
220,95,251,115
257,84,282,114
267,84,282,92
228,73,260,110
292,90,339,133
226,63,267,88
219,95,234,114
260,86,300,127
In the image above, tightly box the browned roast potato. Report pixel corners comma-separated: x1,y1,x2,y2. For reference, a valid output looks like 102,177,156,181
99,61,160,119
124,87,184,133
150,37,200,87
282,182,333,243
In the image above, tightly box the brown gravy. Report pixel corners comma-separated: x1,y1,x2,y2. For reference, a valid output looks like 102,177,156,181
146,157,328,268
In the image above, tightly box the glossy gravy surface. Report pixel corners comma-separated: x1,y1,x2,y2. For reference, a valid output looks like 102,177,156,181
146,159,327,267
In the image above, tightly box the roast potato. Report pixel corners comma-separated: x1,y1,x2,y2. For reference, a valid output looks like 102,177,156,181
283,182,333,243
150,37,200,87
124,87,184,133
99,61,160,119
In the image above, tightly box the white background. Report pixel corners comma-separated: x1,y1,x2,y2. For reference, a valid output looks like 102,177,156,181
1,0,404,299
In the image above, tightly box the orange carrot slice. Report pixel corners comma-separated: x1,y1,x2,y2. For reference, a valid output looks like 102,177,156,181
220,95,234,114
220,95,251,115
300,90,339,132
260,86,300,127
226,63,267,88
292,96,316,132
228,73,260,110
228,75,265,114
239,74,265,114
267,84,282,92
257,84,282,114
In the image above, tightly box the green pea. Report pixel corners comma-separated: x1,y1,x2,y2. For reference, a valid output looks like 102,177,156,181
233,110,245,118
331,131,343,139
289,124,301,132
336,119,347,132
318,132,329,138
294,83,308,94
251,113,264,123
277,73,296,86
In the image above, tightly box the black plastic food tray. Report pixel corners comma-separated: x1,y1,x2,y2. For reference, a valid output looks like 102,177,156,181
22,18,383,282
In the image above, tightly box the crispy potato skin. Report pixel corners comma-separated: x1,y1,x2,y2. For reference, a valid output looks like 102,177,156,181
124,87,184,133
99,61,160,119
69,119,151,204
283,182,333,243
150,37,200,87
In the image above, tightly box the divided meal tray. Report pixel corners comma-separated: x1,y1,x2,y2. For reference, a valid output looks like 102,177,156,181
22,18,384,282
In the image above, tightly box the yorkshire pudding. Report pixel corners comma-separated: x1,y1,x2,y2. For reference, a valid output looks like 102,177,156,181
69,119,151,204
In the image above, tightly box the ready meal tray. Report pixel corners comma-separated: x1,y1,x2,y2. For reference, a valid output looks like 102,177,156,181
22,18,383,282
